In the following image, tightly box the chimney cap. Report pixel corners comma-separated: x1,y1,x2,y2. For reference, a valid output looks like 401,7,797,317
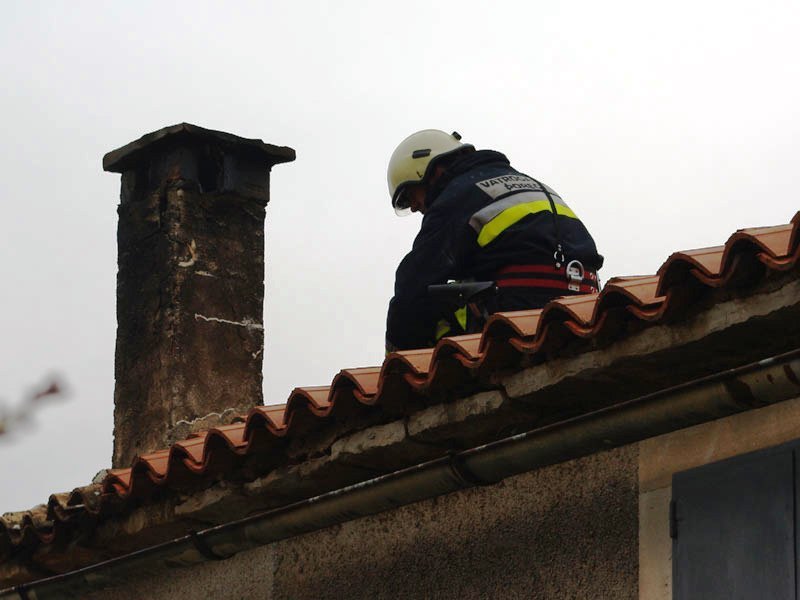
102,122,296,173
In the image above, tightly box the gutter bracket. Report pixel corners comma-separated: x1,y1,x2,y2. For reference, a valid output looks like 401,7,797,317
447,452,498,487
188,530,230,561
12,585,29,600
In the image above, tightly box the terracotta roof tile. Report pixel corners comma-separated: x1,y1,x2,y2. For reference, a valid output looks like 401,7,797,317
436,333,483,362
338,367,383,403
487,310,542,338
106,469,132,489
3,212,800,562
137,449,172,479
601,275,662,305
249,404,289,431
393,348,436,374
173,436,208,464
209,423,249,448
290,386,333,411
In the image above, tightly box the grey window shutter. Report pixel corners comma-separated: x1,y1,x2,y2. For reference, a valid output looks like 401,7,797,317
672,445,795,600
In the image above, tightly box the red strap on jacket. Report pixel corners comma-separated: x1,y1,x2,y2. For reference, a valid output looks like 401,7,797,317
495,263,599,293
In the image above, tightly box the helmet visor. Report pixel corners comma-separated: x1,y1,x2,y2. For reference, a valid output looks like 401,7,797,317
392,185,412,216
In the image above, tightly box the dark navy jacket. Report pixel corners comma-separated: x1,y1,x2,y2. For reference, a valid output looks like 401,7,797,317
386,150,602,351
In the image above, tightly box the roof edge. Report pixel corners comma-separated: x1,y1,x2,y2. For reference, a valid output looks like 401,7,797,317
4,349,800,598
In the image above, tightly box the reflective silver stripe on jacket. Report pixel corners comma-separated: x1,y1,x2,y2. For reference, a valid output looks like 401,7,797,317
468,190,570,233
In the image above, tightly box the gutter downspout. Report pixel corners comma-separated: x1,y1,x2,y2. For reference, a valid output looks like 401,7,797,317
5,349,800,599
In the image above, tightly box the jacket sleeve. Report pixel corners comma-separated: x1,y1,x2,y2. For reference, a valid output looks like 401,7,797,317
385,210,468,351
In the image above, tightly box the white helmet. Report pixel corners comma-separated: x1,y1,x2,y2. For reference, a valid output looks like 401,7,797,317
387,129,474,215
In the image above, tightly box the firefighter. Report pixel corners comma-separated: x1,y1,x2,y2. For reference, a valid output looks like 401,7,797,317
385,129,603,352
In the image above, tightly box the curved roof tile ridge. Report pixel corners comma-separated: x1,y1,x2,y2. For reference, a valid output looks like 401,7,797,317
82,217,800,498
3,212,800,560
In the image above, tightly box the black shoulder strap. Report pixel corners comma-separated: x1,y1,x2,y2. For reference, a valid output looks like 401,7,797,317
528,176,564,268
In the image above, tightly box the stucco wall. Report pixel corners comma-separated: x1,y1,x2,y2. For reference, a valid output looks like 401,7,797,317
84,543,276,600
85,445,638,599
274,444,638,600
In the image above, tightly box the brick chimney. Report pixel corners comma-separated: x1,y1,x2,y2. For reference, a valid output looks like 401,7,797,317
103,123,295,468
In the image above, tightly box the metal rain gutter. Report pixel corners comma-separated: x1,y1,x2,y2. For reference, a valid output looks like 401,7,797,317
5,348,800,599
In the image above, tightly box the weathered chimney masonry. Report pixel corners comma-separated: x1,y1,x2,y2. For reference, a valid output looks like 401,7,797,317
103,123,295,468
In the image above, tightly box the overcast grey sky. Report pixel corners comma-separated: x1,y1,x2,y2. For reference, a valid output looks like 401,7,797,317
1,0,798,512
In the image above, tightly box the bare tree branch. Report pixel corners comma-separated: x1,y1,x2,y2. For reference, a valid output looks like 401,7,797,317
0,377,66,439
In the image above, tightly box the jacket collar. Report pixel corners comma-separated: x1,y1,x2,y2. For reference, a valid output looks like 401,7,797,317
426,150,511,207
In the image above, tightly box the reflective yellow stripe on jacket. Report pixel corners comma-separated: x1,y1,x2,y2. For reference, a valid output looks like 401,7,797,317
469,191,579,247
434,306,468,342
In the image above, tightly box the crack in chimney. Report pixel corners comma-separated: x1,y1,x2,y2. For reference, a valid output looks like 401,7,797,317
193,313,264,331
